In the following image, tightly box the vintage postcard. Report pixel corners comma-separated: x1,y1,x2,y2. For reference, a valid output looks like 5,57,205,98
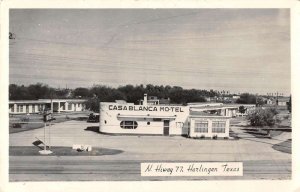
0,1,299,192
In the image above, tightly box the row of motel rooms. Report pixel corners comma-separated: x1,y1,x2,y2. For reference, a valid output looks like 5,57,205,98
9,99,86,114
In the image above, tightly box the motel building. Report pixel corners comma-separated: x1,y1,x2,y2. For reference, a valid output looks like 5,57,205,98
99,94,249,138
9,99,86,114
188,103,256,117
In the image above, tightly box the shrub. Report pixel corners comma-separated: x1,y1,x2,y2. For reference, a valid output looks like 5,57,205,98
247,107,279,127
21,116,30,122
239,106,246,114
12,123,22,128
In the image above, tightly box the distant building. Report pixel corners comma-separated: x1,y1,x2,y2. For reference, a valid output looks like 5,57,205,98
266,98,276,105
9,99,86,114
188,103,256,117
139,94,170,105
277,97,290,106
232,95,240,99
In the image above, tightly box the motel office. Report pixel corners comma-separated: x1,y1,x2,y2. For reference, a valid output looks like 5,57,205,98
98,94,254,138
9,99,86,114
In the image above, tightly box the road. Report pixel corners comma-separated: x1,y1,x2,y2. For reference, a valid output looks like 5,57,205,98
9,157,291,181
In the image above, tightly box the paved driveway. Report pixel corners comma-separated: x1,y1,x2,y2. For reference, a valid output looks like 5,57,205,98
9,120,291,162
9,120,291,181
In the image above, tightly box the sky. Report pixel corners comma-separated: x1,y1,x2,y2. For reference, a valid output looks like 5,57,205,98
9,9,290,95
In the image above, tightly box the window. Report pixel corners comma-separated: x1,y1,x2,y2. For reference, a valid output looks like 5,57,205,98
194,121,208,133
20,105,23,112
153,118,162,121
147,122,150,125
212,121,226,133
26,105,29,113
32,104,35,113
120,121,138,129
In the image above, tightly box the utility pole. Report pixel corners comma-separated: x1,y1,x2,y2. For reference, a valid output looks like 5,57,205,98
50,90,53,149
255,93,258,106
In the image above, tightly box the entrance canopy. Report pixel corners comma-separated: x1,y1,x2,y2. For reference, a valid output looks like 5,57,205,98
117,114,177,119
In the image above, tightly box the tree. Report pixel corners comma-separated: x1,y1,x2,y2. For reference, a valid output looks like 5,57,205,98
86,85,126,112
118,84,144,104
247,107,279,127
73,87,89,98
236,93,256,104
9,84,32,100
287,95,291,113
54,88,70,99
28,83,51,99
85,96,100,112
9,83,58,100
238,105,246,114
256,97,265,106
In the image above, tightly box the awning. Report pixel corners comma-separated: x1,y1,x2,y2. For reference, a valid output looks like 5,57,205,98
117,114,177,119
190,106,238,112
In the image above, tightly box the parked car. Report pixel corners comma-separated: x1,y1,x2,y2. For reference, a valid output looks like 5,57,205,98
87,113,99,122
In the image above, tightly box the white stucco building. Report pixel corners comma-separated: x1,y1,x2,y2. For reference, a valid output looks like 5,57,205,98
188,103,256,117
9,99,86,114
277,97,290,106
99,94,234,138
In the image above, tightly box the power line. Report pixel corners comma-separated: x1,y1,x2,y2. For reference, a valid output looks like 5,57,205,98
10,51,288,77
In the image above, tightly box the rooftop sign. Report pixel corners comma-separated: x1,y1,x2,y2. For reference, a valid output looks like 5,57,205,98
108,104,185,113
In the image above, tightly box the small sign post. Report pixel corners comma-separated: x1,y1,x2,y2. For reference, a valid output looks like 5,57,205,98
39,111,53,155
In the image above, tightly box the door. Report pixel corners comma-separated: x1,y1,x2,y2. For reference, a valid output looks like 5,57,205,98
163,120,170,136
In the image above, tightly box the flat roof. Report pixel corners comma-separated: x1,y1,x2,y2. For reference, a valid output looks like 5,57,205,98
189,115,230,119
9,99,86,104
189,111,222,116
117,114,177,119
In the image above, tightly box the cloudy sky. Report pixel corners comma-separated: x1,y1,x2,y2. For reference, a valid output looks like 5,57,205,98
9,9,290,94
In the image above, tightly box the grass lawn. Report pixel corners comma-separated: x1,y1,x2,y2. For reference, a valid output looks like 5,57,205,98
230,116,247,125
9,146,123,156
272,139,291,154
9,121,45,134
242,129,284,138
9,112,90,134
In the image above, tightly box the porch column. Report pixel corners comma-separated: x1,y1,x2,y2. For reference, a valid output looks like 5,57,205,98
58,102,61,113
51,101,53,113
14,104,17,113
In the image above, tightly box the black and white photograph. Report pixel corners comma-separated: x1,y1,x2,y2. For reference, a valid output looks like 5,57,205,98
1,1,299,192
